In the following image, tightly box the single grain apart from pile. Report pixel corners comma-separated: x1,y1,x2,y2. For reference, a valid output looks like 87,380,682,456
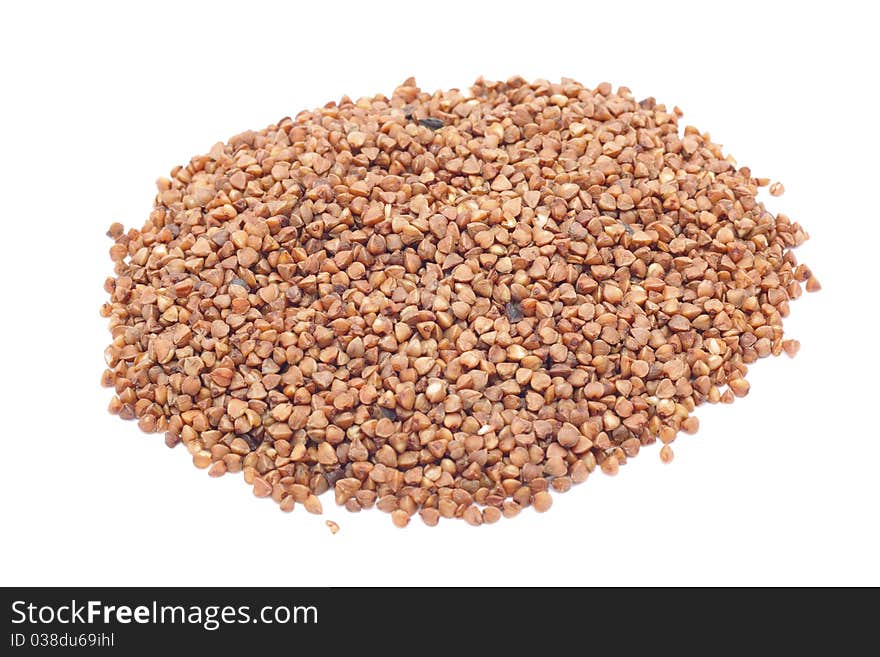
101,77,817,526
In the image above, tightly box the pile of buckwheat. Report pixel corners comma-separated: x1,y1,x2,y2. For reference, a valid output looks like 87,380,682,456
101,77,818,527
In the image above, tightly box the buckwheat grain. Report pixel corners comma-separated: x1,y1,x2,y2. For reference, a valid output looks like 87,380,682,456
102,77,815,527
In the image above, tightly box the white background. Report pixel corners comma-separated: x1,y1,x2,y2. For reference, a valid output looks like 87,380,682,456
2,0,878,587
